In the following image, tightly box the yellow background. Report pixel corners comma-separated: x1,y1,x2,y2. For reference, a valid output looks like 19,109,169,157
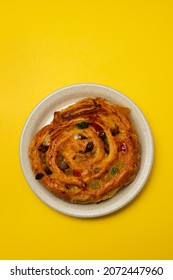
1,0,173,260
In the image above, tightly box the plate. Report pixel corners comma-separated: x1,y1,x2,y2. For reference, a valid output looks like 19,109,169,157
20,83,154,218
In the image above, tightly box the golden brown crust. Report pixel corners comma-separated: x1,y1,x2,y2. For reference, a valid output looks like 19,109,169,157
29,97,141,204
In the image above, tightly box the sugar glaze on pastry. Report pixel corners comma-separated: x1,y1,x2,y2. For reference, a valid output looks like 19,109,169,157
29,97,141,204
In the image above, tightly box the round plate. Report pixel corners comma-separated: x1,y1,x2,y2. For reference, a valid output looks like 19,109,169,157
20,83,154,218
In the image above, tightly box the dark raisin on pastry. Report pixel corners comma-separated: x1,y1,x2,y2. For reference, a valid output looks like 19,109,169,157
85,142,94,153
35,173,44,180
44,167,52,175
110,125,120,136
38,144,49,152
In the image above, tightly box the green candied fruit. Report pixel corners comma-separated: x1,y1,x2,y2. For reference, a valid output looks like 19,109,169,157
76,121,89,129
110,166,119,176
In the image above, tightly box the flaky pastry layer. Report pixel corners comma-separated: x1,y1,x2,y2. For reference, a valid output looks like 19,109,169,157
29,97,140,204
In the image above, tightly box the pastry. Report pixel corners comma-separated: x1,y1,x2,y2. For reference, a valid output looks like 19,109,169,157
29,97,140,203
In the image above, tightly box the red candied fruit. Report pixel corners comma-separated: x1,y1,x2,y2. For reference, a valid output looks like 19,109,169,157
73,170,81,177
117,142,128,152
92,123,102,132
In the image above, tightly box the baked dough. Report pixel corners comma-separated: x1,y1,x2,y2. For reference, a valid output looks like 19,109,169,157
29,97,140,204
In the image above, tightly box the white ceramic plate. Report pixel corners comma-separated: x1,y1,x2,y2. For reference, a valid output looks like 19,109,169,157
20,83,154,218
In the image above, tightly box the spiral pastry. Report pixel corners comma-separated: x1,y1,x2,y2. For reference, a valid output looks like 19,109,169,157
29,97,140,204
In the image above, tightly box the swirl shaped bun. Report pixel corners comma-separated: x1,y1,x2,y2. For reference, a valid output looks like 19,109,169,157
29,97,140,204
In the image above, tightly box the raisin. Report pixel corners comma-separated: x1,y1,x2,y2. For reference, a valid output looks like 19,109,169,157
44,167,52,175
104,142,110,154
110,126,119,136
35,173,44,180
38,144,49,152
99,131,106,140
85,142,94,152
